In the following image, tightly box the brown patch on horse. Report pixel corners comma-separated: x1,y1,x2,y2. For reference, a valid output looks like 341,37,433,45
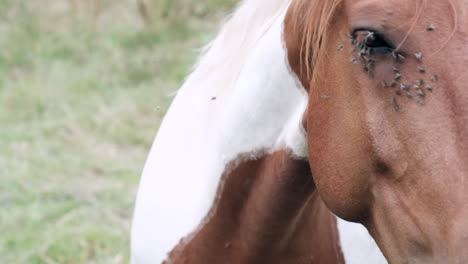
165,150,344,264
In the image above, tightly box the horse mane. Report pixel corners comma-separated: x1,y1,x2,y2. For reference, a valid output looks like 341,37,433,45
286,0,343,83
181,0,290,98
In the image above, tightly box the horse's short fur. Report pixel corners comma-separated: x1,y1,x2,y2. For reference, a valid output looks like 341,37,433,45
132,0,468,263
286,0,468,262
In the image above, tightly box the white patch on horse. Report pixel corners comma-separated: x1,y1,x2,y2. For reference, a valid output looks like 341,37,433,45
337,218,388,264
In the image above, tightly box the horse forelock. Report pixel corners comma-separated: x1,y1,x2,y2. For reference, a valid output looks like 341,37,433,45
286,0,343,86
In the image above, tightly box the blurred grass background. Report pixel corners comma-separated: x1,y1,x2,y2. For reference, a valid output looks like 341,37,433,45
0,0,237,263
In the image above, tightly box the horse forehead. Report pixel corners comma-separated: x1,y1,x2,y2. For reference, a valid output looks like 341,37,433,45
344,0,461,20
344,0,410,14
345,0,460,7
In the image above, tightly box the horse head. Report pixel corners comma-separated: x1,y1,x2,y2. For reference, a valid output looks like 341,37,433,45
285,0,468,262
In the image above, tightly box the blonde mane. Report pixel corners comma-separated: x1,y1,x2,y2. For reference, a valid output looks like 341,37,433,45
286,0,343,83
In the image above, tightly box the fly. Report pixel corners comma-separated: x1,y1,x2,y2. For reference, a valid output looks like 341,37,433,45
415,52,423,61
365,32,376,43
392,52,406,62
416,89,425,97
381,80,388,88
394,73,402,80
392,96,400,112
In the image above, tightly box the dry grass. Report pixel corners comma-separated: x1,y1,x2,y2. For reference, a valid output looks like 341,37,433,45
0,0,237,263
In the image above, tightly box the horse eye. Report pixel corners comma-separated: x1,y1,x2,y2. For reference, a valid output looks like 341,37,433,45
352,29,394,55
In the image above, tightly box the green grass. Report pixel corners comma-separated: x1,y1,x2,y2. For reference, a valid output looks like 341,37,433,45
0,0,237,263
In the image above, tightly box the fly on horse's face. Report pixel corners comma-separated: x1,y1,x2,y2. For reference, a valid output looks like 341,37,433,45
286,0,468,262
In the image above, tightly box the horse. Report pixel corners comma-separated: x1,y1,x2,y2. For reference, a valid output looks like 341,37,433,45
131,0,468,263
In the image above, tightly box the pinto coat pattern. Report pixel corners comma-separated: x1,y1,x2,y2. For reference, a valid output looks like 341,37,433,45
132,0,468,262
131,0,385,263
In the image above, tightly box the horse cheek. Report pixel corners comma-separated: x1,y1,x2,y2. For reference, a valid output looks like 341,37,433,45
307,90,373,223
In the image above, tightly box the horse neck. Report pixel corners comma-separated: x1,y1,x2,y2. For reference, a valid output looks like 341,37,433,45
171,0,311,235
188,0,291,100
178,0,308,161
131,2,310,263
